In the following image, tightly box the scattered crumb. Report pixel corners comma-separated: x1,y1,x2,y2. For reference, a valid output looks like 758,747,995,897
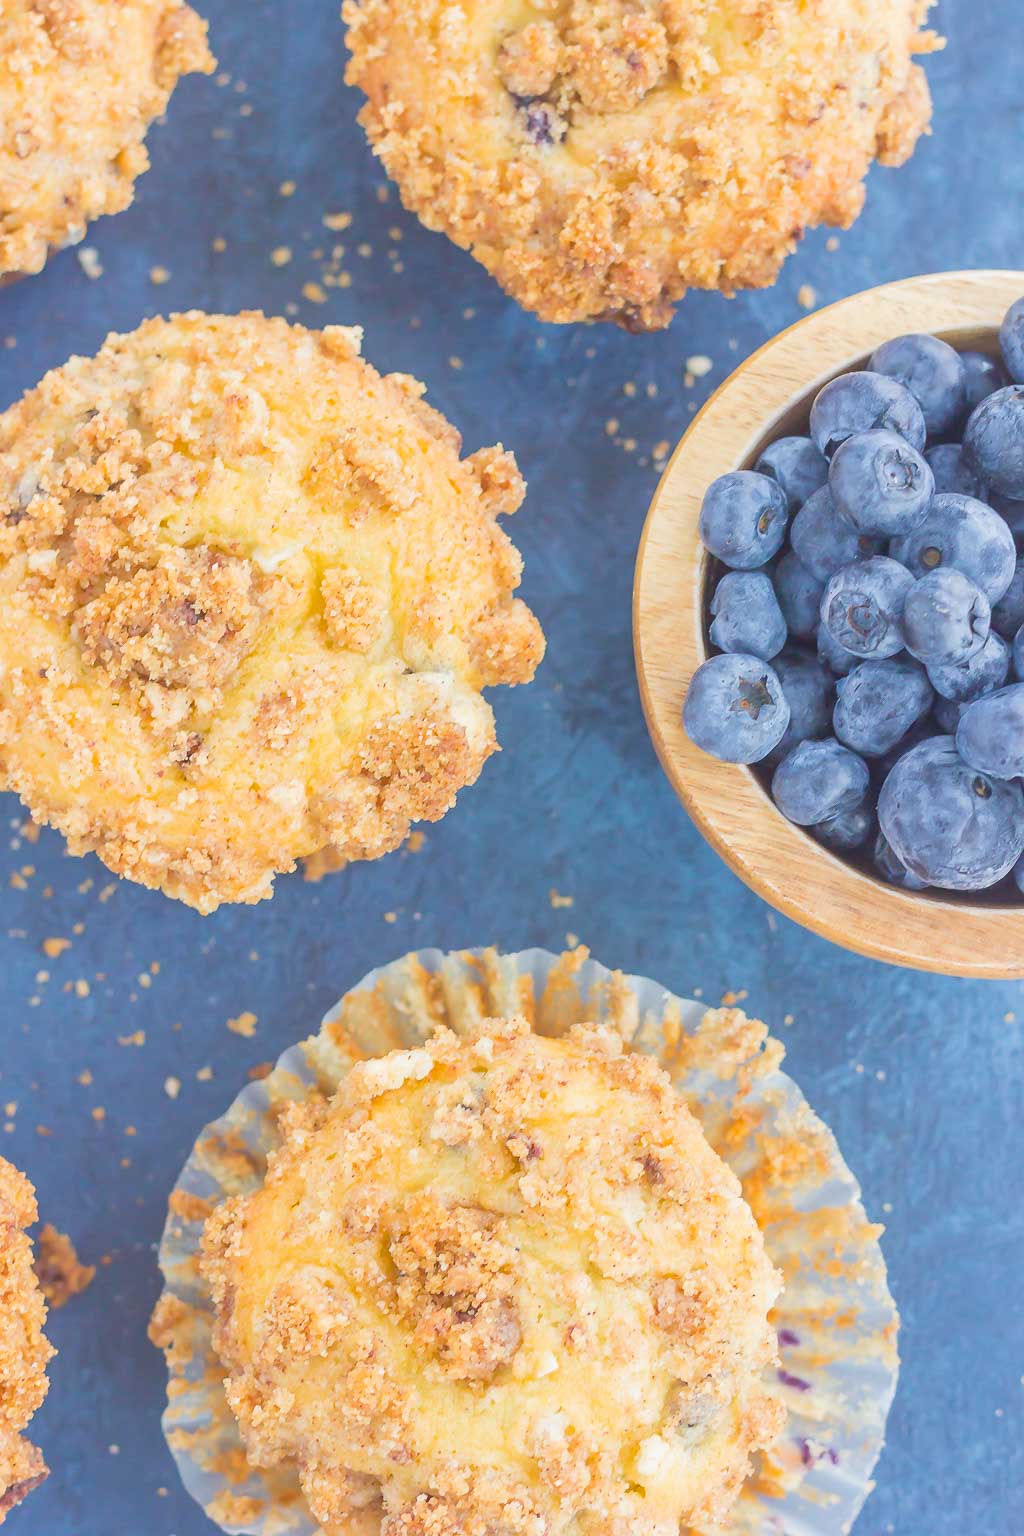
91,1107,105,1123
74,979,90,999
323,212,352,231
279,180,296,197
77,247,103,279
826,236,840,253
383,911,397,924
164,1077,181,1101
117,1031,146,1047
149,265,171,285
212,236,227,254
302,281,327,304
42,937,70,959
797,283,817,310
720,989,749,1006
686,355,713,378
227,1011,257,1038
406,831,425,854
549,889,574,910
33,1225,95,1308
196,1066,213,1082
270,246,292,267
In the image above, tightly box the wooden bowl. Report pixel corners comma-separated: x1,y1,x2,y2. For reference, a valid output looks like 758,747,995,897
634,270,1024,978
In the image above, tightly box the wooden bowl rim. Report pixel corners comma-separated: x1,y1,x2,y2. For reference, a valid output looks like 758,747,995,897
634,269,1024,978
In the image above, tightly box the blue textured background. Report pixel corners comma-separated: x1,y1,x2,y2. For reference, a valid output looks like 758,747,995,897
1,2,1021,1532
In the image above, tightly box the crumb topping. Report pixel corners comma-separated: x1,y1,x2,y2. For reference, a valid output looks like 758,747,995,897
343,0,939,327
0,1159,53,1524
201,1020,783,1534
0,0,214,278
0,312,545,911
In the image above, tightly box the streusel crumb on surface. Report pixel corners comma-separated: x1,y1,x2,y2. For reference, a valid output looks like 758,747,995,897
201,1020,783,1536
0,0,214,279
344,0,938,328
0,1159,53,1524
0,312,544,911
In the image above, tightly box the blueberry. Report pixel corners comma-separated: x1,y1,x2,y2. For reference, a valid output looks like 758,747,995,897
517,99,566,146
932,695,964,734
956,684,1024,779
1014,622,1024,681
709,571,787,659
963,386,1024,499
755,435,829,511
999,296,1024,384
878,736,1024,889
989,491,1024,545
790,486,882,583
961,349,1007,413
870,333,967,438
770,647,833,759
809,370,927,458
1015,853,1024,895
993,558,1024,637
819,556,913,659
683,653,790,763
816,802,875,852
772,551,824,640
699,471,789,569
902,568,990,665
816,619,858,676
772,737,870,826
925,443,986,499
926,629,1009,703
833,659,933,757
890,492,1016,604
828,429,933,538
874,830,930,891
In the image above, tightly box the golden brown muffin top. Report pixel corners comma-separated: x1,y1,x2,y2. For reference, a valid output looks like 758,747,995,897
202,1018,783,1536
344,0,939,328
0,312,544,911
0,0,214,278
0,1159,53,1524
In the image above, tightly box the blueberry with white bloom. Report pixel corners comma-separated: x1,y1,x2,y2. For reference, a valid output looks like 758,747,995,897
819,556,913,660
771,736,870,826
925,442,986,500
961,350,1006,413
755,435,829,510
809,371,926,458
871,333,967,438
878,736,1024,890
709,572,787,659
902,568,990,666
790,485,882,583
683,653,790,763
963,386,1024,499
828,430,933,538
816,620,858,676
816,802,875,852
770,647,833,759
927,629,1010,703
874,831,930,891
956,685,1024,779
999,296,1024,384
698,471,789,569
772,551,824,640
891,492,1016,604
833,659,933,757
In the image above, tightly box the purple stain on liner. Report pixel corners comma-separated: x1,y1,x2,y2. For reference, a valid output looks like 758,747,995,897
800,1438,840,1468
777,1328,801,1348
778,1368,812,1392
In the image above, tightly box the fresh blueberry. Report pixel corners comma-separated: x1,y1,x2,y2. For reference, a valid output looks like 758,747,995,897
833,659,933,757
878,736,1024,889
989,491,1024,545
961,349,1007,413
999,296,1024,384
925,443,986,499
709,571,787,659
1014,622,1024,680
890,492,1016,604
828,430,933,538
683,653,790,763
993,558,1024,638
816,619,858,675
755,435,829,511
698,471,789,569
870,333,967,438
809,370,927,458
956,684,1024,779
770,647,833,759
816,802,875,852
963,386,1024,499
771,737,870,826
926,629,1009,703
932,695,964,734
790,486,882,583
874,831,930,891
819,556,913,659
772,551,825,640
902,568,990,666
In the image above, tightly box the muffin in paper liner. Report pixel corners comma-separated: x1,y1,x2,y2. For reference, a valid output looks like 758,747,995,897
150,947,899,1536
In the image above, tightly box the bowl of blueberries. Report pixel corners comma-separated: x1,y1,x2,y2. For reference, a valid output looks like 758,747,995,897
634,271,1024,976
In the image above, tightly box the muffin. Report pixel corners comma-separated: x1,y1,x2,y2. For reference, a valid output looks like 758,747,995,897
0,312,544,911
0,1159,53,1523
343,0,939,329
0,0,214,280
200,1016,784,1536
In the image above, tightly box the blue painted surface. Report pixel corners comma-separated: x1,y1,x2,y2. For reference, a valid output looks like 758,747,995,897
0,2,1021,1531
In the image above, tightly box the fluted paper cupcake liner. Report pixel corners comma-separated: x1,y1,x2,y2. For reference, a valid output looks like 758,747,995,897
153,947,898,1536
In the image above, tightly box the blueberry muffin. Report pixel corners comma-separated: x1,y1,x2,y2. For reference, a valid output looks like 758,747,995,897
344,0,939,329
201,1017,784,1536
0,0,213,280
0,312,544,911
0,1159,53,1523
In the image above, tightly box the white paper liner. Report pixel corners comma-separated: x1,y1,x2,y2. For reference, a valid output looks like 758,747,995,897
153,947,899,1536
